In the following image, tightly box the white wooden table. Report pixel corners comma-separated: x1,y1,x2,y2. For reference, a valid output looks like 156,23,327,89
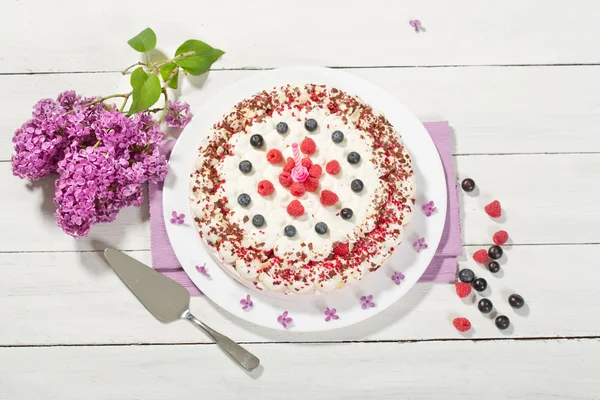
2,1,599,398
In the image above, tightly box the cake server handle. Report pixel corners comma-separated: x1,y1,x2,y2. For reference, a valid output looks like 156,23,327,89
182,310,260,372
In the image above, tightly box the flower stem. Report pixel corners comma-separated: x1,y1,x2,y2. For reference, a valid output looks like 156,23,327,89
84,93,131,108
151,51,195,72
155,66,179,125
119,94,131,113
121,62,145,75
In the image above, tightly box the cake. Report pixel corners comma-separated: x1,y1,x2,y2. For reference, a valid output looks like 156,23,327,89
189,84,415,296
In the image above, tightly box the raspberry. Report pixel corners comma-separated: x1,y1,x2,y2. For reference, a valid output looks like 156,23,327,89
452,317,471,332
278,172,293,187
485,200,502,218
455,282,472,298
290,182,305,197
266,149,283,164
300,137,316,155
493,230,509,245
301,157,312,168
309,164,322,178
472,249,488,264
283,157,295,173
326,160,340,175
304,177,319,192
320,190,339,206
333,242,349,256
286,200,304,217
257,180,274,196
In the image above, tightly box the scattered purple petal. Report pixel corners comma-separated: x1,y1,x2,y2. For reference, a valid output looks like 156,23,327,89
324,307,339,322
196,263,210,278
277,311,293,328
413,237,428,253
391,271,405,285
421,200,436,217
409,19,423,32
170,211,184,225
165,100,192,129
240,295,253,310
360,295,375,310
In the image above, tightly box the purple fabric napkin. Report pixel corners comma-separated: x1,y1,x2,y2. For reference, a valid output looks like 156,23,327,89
149,121,461,295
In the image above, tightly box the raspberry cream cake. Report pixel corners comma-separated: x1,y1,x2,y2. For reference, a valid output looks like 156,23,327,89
189,84,415,296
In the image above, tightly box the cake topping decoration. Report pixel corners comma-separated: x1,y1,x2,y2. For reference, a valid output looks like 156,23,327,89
333,242,349,256
304,177,319,192
276,122,288,134
286,200,304,217
284,225,297,237
351,179,364,193
325,160,341,175
252,214,265,228
340,208,353,219
304,118,318,132
347,151,361,164
237,193,251,207
315,222,328,234
301,157,312,168
278,171,293,187
266,149,283,164
320,190,339,206
239,160,252,174
250,134,264,148
290,182,306,197
331,130,344,143
300,137,316,155
290,143,309,183
257,180,274,196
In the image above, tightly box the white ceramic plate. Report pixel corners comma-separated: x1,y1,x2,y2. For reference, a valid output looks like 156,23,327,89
163,66,447,332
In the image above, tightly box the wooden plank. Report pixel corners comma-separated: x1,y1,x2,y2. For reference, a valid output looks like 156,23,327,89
0,244,597,345
2,153,598,252
2,1,600,73
4,66,600,161
1,340,598,399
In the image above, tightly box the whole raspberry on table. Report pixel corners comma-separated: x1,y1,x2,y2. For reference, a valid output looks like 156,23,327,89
493,230,509,245
472,249,488,264
452,317,472,332
455,282,472,298
485,200,502,218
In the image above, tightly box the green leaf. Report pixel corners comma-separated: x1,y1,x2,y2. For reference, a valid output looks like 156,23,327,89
174,39,224,76
127,28,157,53
159,62,179,89
128,67,162,115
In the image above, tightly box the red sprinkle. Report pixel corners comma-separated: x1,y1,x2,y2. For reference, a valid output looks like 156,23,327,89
290,182,306,197
309,164,322,178
493,230,509,245
485,200,502,218
320,190,339,206
333,242,349,256
472,249,488,264
455,282,472,298
257,180,274,196
326,160,341,175
287,200,304,217
304,177,319,192
300,138,316,155
278,172,293,187
283,157,295,173
301,157,312,168
266,149,283,164
452,318,471,332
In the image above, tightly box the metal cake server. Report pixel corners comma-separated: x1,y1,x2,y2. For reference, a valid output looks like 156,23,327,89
104,248,260,372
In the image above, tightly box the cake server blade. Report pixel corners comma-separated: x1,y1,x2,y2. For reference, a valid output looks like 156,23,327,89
103,248,260,372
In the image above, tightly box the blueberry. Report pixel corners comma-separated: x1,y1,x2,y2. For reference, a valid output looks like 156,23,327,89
276,122,288,134
508,294,525,309
458,268,475,283
284,225,297,237
495,315,510,330
351,179,364,193
237,193,251,207
250,134,264,148
340,208,353,220
488,245,503,260
478,298,493,314
487,261,500,273
472,278,487,292
304,118,318,132
331,130,344,143
315,222,328,234
461,178,475,192
239,160,252,174
252,214,265,228
347,152,361,164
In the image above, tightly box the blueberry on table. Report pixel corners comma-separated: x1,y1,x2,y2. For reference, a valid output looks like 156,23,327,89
488,245,503,260
495,315,510,330
461,178,475,192
351,179,364,193
508,294,525,309
331,130,344,143
250,134,264,148
347,152,361,164
478,298,493,314
305,118,318,132
340,208,353,220
252,214,265,228
239,160,252,174
472,277,487,292
315,222,328,234
487,261,500,273
276,122,288,134
237,193,251,207
284,225,297,237
458,268,475,283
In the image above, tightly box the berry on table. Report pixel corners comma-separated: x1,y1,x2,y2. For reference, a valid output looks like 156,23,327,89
455,282,472,298
452,317,471,332
279,172,293,187
488,245,503,260
286,200,304,217
478,298,493,313
239,160,252,174
300,137,317,155
347,152,361,164
493,230,509,245
266,149,283,164
487,261,500,273
252,214,265,228
458,268,475,283
315,222,328,234
472,249,489,264
331,130,344,143
461,178,475,192
250,134,264,148
351,179,364,193
495,315,510,330
276,122,288,134
472,277,487,292
320,190,339,206
508,294,525,309
305,118,318,132
237,193,251,207
284,225,297,237
340,208,353,220
326,160,341,175
485,200,502,218
290,182,306,197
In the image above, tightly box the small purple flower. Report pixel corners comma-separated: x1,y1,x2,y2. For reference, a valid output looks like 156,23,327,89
409,19,422,32
170,211,184,224
360,295,375,310
324,307,339,322
422,201,436,217
196,263,210,278
413,237,428,253
277,311,293,328
391,271,405,285
240,295,253,310
165,101,192,129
